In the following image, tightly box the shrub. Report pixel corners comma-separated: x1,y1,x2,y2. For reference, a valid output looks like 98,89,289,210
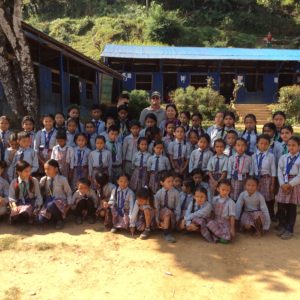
128,89,150,120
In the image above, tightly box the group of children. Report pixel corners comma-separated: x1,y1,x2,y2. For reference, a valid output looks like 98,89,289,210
0,100,299,243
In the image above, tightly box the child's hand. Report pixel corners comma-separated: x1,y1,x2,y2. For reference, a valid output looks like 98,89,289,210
130,227,135,237
103,201,109,209
156,218,162,228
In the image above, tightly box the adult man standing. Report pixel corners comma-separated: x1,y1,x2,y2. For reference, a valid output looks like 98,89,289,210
139,91,166,127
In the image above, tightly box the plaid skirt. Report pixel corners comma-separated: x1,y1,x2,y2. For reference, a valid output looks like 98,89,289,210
159,207,176,230
111,166,122,184
209,173,222,195
39,199,68,220
240,211,265,230
10,204,33,218
231,179,246,202
149,171,167,194
192,217,214,242
124,161,133,177
111,207,130,229
58,161,70,179
276,184,300,205
207,217,231,241
130,167,149,191
258,175,273,202
72,166,88,190
136,208,156,231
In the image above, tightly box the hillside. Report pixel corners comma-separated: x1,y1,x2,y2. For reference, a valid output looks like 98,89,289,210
23,0,300,60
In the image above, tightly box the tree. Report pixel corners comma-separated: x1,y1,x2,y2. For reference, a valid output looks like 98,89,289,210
0,0,38,125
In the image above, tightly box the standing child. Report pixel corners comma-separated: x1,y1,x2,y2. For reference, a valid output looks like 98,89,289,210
187,129,199,154
207,111,224,148
72,133,91,190
38,159,72,229
85,121,97,150
183,187,213,242
147,141,171,193
130,137,151,191
173,174,183,192
147,126,162,154
4,133,18,168
71,178,98,224
168,126,189,177
263,122,282,164
54,112,66,130
90,104,105,135
207,180,236,243
251,134,276,220
223,130,238,157
190,168,212,202
207,139,228,195
88,136,112,185
189,133,213,175
227,138,252,202
188,112,205,137
116,105,131,142
8,132,39,182
0,162,9,218
66,118,78,147
0,116,12,148
179,111,190,133
139,113,157,137
279,125,294,157
8,161,42,224
241,114,257,156
219,111,238,140
130,187,156,239
123,120,140,176
273,111,286,142
236,176,271,236
67,105,85,133
34,114,57,172
21,116,35,148
154,173,180,243
108,174,135,233
51,130,74,182
276,136,300,240
162,121,175,152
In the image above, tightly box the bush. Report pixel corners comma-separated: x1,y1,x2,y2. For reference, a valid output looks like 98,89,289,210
173,85,228,121
272,85,300,124
128,90,150,120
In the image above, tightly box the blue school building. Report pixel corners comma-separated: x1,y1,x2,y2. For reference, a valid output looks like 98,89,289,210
101,44,300,104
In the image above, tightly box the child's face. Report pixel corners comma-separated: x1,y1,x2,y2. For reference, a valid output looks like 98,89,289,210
273,115,285,129
0,119,9,131
76,136,87,148
263,127,275,138
130,125,140,137
245,180,258,195
226,133,237,146
215,113,224,126
166,123,175,136
69,108,80,119
244,117,256,131
18,137,31,149
288,139,299,155
22,121,34,132
137,197,148,206
106,118,115,129
214,142,225,155
180,113,189,125
57,138,66,148
117,176,129,190
95,139,105,150
174,127,185,140
257,138,269,152
173,177,182,189
118,109,128,121
198,137,208,150
154,132,162,142
235,140,246,155
44,164,57,178
192,174,202,185
194,191,206,206
154,144,163,155
192,116,201,128
55,114,65,126
43,117,54,130
9,140,18,149
85,124,96,134
224,116,234,127
139,140,148,152
91,109,102,120
166,107,177,119
280,128,292,143
145,118,156,128
67,122,77,133
108,130,119,142
18,166,31,180
78,183,90,195
189,132,199,145
217,184,231,198
161,176,174,190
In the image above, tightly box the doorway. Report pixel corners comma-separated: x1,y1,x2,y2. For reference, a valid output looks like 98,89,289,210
163,73,177,103
220,74,235,103
70,76,80,105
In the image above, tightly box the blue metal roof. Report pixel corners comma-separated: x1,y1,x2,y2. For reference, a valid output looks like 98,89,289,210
101,44,300,61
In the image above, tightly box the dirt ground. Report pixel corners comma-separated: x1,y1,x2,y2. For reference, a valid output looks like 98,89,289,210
0,219,300,300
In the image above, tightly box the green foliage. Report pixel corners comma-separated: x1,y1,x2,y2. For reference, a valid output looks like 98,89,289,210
272,85,300,124
173,85,228,121
128,89,150,120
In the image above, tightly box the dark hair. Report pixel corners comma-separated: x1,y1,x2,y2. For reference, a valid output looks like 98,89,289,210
117,173,130,181
95,173,109,187
235,137,247,146
77,177,91,187
214,138,226,148
263,122,276,133
191,112,203,121
117,104,129,113
129,120,141,129
67,118,78,126
54,112,65,119
144,113,157,123
67,106,82,132
217,179,231,188
273,111,286,120
0,115,10,122
15,161,35,199
148,126,161,141
91,104,102,111
166,103,178,118
190,168,204,177
42,114,55,121
95,135,106,143
136,187,154,208
182,179,194,192
74,133,88,144
160,172,173,182
85,121,96,128
22,115,35,126
174,125,185,133
243,113,257,135
67,105,80,114
288,136,300,145
245,176,259,185
280,125,293,134
221,111,236,137
153,140,164,148
107,125,119,133
17,131,30,140
56,130,67,140
198,133,211,144
0,161,7,170
226,130,238,137
180,111,191,120
187,129,199,139
16,160,31,173
257,134,271,144
137,137,148,149
45,159,60,170
195,186,208,198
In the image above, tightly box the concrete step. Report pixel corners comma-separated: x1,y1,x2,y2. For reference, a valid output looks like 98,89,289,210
235,104,272,124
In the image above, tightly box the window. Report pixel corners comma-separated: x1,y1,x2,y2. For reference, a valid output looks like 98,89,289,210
245,74,263,92
136,74,152,91
190,74,207,88
86,82,94,99
52,71,60,94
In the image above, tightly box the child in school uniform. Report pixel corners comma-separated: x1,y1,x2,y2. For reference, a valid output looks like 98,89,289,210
173,174,183,192
130,137,151,192
90,104,105,135
85,121,98,150
129,187,156,240
250,134,276,221
154,173,181,243
51,130,74,182
276,136,300,240
9,161,42,224
241,114,257,156
34,114,57,172
273,111,286,142
99,116,115,141
67,105,85,133
0,115,13,148
21,116,35,148
162,121,175,152
72,133,91,191
147,141,171,193
179,111,190,133
207,138,228,195
106,125,123,183
66,118,77,147
223,130,238,157
190,168,212,202
146,126,162,154
71,178,98,224
122,120,140,176
178,179,194,228
189,133,213,175
4,132,18,168
187,129,199,154
207,180,236,243
7,132,39,182
116,105,131,142
183,187,213,242
279,125,293,157
207,111,224,148
218,111,238,140
88,136,112,186
0,162,9,218
54,112,66,130
187,112,205,137
168,126,189,177
108,174,135,233
139,113,157,137
227,138,252,202
236,176,271,236
38,159,72,229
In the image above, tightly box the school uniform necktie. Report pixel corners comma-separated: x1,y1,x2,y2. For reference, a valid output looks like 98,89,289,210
246,131,251,154
77,150,82,166
233,156,241,180
164,190,169,208
21,181,30,204
178,142,182,165
98,150,103,169
256,152,264,178
20,150,24,161
198,150,204,169
229,146,233,157
111,142,117,162
117,190,125,216
181,193,188,210
283,143,288,155
215,157,220,173
155,155,160,181
0,140,4,161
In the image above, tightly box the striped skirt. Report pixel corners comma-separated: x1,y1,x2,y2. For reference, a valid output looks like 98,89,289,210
39,199,68,220
276,184,300,205
130,167,149,191
136,208,156,231
207,217,231,241
111,207,130,229
192,217,214,242
10,204,33,218
258,175,273,202
240,211,265,230
209,173,222,196
149,171,167,194
124,161,133,177
230,179,245,202
159,207,176,230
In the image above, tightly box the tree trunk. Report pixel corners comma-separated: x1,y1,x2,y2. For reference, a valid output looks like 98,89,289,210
0,0,38,126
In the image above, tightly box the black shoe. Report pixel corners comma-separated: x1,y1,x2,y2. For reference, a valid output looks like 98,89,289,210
55,220,64,230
